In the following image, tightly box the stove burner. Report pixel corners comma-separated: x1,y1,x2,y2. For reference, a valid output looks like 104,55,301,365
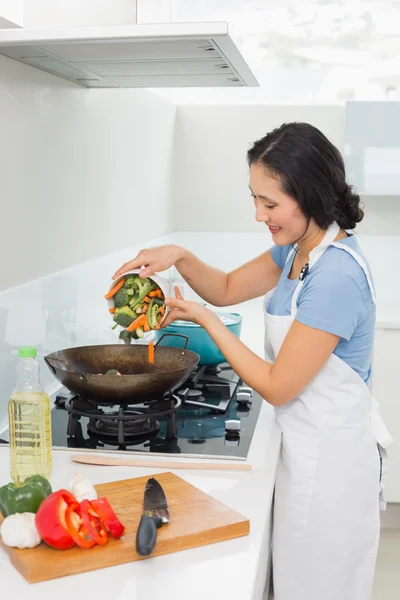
88,410,160,440
178,388,203,399
57,394,181,445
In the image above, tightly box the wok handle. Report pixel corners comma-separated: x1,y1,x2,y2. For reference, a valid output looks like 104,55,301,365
154,333,189,349
44,356,88,382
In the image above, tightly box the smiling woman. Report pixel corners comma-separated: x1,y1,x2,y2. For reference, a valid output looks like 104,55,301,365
112,121,392,600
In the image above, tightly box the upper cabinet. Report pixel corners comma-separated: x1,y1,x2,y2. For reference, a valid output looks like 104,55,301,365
344,101,400,196
0,0,23,29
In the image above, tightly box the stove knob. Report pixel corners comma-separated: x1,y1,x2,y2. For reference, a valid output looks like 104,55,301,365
225,419,241,433
224,437,240,447
238,386,253,398
236,391,252,407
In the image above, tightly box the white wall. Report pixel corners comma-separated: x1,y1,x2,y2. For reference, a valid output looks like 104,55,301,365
172,105,400,235
0,54,176,293
23,0,137,28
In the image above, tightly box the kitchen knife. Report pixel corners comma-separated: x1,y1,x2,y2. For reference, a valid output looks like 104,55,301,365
136,477,170,556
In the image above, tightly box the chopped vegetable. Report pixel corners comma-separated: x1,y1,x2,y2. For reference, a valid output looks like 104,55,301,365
109,308,115,314
68,472,98,503
113,305,136,328
127,314,146,333
65,503,96,549
0,512,41,549
107,273,166,336
90,498,125,539
147,298,164,330
148,341,155,364
80,500,108,546
0,475,52,517
35,490,78,550
104,278,125,300
114,288,130,309
119,329,132,342
131,327,144,339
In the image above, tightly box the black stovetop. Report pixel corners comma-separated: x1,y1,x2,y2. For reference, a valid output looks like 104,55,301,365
50,364,262,460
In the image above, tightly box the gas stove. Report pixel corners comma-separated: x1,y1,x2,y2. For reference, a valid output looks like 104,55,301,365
49,364,262,460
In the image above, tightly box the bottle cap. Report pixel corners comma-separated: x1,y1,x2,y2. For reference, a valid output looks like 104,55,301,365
18,346,37,358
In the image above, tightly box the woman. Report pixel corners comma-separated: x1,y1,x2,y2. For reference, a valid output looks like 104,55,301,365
113,122,392,600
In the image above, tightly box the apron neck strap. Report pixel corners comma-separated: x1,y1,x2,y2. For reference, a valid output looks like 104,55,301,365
290,221,340,315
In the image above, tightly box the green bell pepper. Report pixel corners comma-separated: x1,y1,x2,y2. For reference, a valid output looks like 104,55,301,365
0,474,52,517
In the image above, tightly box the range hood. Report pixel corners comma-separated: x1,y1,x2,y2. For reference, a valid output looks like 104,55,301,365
0,21,258,88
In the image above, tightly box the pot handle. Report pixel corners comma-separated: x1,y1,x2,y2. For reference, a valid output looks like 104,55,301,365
44,356,88,382
154,333,189,350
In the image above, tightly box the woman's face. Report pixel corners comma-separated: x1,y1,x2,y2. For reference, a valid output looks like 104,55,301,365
249,162,308,245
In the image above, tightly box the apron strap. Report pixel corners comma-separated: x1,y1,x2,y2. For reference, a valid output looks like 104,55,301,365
290,222,340,316
331,241,377,305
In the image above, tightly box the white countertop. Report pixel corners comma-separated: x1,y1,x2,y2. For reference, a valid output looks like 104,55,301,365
0,401,281,600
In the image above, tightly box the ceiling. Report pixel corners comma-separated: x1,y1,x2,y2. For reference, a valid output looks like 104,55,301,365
137,0,400,103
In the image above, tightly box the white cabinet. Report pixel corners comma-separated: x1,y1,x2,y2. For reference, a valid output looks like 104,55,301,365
344,101,400,195
371,327,400,502
0,0,23,28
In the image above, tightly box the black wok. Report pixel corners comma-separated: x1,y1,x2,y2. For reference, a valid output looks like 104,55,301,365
44,334,199,404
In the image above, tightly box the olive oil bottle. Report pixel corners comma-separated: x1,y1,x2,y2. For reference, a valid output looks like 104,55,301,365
8,347,52,484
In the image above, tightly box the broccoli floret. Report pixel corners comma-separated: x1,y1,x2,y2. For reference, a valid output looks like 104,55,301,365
134,276,153,296
114,288,130,309
124,275,137,289
113,305,135,328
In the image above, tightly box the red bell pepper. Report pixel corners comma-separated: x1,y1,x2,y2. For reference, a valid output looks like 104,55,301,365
35,489,78,550
90,498,125,539
64,503,96,549
80,500,108,546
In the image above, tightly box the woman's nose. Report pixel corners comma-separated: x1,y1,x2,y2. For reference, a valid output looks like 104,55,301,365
255,206,268,223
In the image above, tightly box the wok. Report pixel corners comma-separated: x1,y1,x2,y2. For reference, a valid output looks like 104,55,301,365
44,334,199,404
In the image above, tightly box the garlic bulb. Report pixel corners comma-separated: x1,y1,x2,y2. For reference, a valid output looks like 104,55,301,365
0,512,41,549
68,472,97,502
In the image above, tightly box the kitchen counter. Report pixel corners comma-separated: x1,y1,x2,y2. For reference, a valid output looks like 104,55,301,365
0,400,281,600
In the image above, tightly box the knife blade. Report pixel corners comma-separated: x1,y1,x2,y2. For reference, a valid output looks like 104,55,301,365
136,477,170,556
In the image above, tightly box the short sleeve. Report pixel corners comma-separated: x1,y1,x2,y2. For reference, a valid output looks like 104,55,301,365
270,244,292,270
295,270,367,341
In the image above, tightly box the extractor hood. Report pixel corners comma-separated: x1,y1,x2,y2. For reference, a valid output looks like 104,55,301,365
0,21,258,88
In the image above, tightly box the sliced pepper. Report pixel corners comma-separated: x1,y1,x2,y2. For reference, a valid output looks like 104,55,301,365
65,503,96,549
0,474,52,517
91,498,125,539
35,489,78,550
80,500,108,546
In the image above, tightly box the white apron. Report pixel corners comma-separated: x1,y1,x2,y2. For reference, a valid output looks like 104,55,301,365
264,223,393,600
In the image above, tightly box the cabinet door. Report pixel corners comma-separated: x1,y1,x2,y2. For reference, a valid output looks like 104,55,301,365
371,328,400,502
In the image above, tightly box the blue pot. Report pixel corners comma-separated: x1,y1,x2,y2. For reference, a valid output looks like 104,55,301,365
154,312,242,366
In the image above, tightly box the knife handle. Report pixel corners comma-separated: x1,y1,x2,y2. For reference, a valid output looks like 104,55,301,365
136,515,161,556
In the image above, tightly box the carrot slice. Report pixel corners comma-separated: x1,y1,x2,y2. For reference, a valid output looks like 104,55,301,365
109,308,116,314
104,278,125,299
127,314,146,333
148,341,154,364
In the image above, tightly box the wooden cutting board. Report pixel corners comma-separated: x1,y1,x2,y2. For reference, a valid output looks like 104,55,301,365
0,472,250,583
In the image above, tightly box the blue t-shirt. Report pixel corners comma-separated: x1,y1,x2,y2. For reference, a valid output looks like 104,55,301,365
269,235,376,384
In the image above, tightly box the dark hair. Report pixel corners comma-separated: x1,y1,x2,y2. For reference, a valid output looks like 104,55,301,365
247,122,364,230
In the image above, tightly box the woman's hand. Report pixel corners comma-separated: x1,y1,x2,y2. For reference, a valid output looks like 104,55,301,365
112,245,185,280
162,288,218,329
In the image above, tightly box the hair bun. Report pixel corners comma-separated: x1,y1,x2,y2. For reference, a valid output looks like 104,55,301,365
336,185,364,230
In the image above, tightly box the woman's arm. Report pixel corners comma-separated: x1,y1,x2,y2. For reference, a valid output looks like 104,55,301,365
175,248,282,306
163,293,340,406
